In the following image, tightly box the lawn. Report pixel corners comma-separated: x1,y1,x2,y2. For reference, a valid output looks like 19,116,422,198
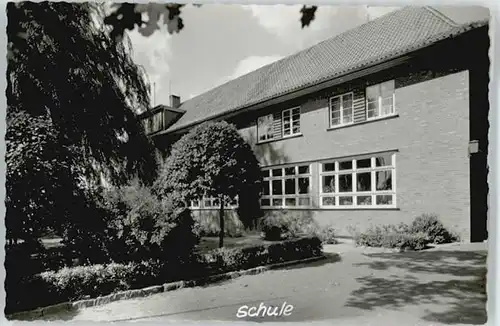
37,233,274,255
195,233,273,254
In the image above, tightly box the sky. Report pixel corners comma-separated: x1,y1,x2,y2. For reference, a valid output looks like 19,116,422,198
125,5,403,107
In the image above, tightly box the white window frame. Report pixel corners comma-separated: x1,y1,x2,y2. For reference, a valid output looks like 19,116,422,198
319,153,397,209
190,195,239,210
282,107,301,137
257,114,274,142
260,164,312,209
366,80,396,120
329,92,354,128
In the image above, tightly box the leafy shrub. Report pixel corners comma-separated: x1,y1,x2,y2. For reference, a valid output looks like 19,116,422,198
285,213,321,238
352,214,458,251
260,211,331,242
315,226,338,245
39,263,134,301
82,180,201,264
204,247,247,271
409,213,459,244
260,211,291,240
353,224,430,251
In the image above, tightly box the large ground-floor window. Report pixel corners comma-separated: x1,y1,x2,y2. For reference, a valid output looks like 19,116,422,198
260,151,396,210
319,152,396,209
260,164,312,208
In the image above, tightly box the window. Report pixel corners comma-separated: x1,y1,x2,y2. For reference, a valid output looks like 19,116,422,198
257,114,274,142
190,196,239,210
366,80,395,119
282,107,301,137
330,92,354,127
261,164,311,208
142,119,151,133
152,112,164,132
319,153,396,208
143,111,164,134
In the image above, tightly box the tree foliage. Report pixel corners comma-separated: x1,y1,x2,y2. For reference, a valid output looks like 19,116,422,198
103,3,318,39
6,2,158,244
156,121,262,247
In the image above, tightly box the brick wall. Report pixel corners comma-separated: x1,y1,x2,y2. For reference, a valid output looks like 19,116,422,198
237,68,470,240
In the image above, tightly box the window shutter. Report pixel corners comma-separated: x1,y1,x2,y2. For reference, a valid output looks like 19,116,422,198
273,112,282,138
353,88,366,123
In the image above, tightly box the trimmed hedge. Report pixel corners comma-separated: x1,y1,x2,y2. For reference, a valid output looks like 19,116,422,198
5,236,322,315
201,236,323,274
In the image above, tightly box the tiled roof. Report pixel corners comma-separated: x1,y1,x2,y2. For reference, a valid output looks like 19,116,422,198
163,6,488,134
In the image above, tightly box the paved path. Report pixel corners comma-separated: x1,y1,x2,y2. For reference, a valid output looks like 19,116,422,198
46,241,487,325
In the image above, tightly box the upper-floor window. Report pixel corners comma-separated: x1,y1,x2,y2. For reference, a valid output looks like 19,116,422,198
330,92,354,127
261,164,311,209
257,114,274,142
142,111,164,134
366,80,395,119
282,107,301,137
319,152,396,209
256,107,301,143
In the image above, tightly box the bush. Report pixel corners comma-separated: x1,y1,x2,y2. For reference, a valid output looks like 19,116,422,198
260,210,322,241
353,224,430,251
409,214,459,244
285,213,321,238
260,211,291,240
352,214,458,250
97,181,200,263
39,263,135,301
315,226,338,245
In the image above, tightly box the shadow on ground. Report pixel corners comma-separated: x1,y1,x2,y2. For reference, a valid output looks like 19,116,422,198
199,252,342,289
282,252,342,270
345,248,487,325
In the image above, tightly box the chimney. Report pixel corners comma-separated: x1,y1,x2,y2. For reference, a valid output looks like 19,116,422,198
170,95,181,108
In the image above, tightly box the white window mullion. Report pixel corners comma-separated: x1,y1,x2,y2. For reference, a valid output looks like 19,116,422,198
378,94,382,117
392,92,396,115
339,95,344,123
334,161,339,206
392,154,397,207
281,169,285,208
371,170,376,207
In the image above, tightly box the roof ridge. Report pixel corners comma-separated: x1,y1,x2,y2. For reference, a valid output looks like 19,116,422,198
423,6,460,27
183,6,412,104
167,7,486,133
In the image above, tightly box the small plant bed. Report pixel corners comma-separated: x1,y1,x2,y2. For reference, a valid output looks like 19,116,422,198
352,214,459,251
6,236,323,315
